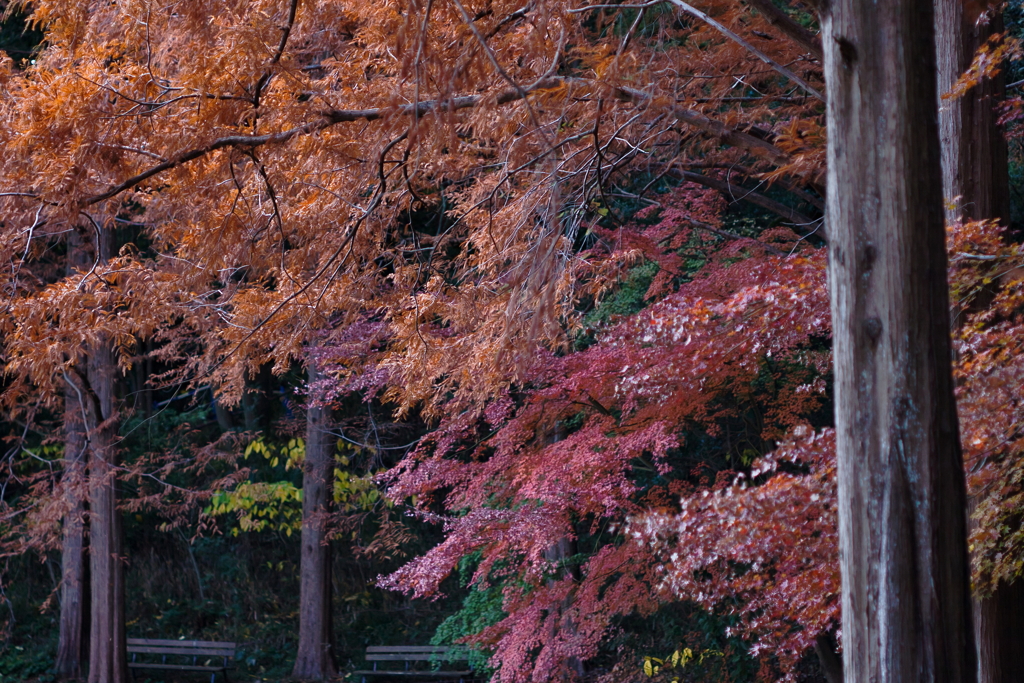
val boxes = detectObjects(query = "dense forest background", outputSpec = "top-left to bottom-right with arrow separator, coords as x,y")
2,1 -> 1024,682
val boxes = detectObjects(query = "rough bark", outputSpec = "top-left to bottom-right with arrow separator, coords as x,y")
821,0 -> 976,681
83,229 -> 128,683
936,2 -> 1010,225
55,387 -> 88,680
935,6 -> 1020,681
292,364 -> 337,680
966,497 -> 1024,683
55,227 -> 92,680
972,574 -> 1024,683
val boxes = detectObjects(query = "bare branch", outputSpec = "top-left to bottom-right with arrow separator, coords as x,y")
744,0 -> 822,60
252,0 -> 301,106
668,167 -> 824,237
665,0 -> 824,101
612,86 -> 792,166
83,77 -> 800,208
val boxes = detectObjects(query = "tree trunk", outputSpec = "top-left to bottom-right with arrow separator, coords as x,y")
56,226 -> 92,680
935,5 -> 1022,680
936,1 -> 1009,225
85,339 -> 127,683
813,632 -> 843,683
81,227 -> 128,683
55,386 -> 88,680
292,364 -> 337,680
972,575 -> 1024,683
821,0 -> 976,681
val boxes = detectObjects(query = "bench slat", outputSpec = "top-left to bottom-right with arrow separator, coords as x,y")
128,664 -> 231,672
367,654 -> 469,662
128,646 -> 235,657
127,638 -> 236,648
366,646 -> 466,653
352,671 -> 472,677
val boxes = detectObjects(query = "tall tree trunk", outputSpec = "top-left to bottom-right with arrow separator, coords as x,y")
935,6 -> 1021,681
79,227 -> 128,683
821,1 -> 976,682
55,387 -> 88,680
56,226 -> 92,680
936,2 -> 1010,225
292,364 -> 337,680
85,339 -> 127,683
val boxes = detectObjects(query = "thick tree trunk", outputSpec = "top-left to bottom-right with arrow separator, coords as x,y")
55,387 -> 88,680
292,365 -> 337,680
822,1 -> 976,682
935,6 -> 1020,682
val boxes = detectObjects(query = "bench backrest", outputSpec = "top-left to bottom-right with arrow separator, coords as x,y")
366,646 -> 469,662
127,638 -> 237,659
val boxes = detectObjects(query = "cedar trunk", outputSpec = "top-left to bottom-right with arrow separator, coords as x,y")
292,365 -> 337,680
934,4 -> 1021,681
822,1 -> 976,682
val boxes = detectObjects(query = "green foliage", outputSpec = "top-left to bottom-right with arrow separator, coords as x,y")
602,602 -> 757,683
431,554 -> 506,674
205,437 -> 305,536
207,482 -> 303,536
0,626 -> 55,683
586,260 -> 660,329
334,468 -> 383,513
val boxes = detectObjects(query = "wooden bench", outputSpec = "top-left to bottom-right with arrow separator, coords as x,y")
354,646 -> 473,682
127,638 -> 236,683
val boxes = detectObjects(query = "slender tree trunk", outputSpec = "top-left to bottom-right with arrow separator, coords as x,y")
542,424 -> 583,678
292,364 -> 337,680
85,340 -> 127,683
55,387 -> 88,680
822,1 -> 976,681
542,536 -> 584,678
81,228 -> 128,683
935,6 -> 1020,682
56,227 -> 92,680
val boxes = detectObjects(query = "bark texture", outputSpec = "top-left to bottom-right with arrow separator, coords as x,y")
935,2 -> 1009,225
935,6 -> 1021,681
84,229 -> 128,683
55,227 -> 92,680
972,576 -> 1024,683
55,388 -> 88,680
821,1 -> 976,682
292,364 -> 337,680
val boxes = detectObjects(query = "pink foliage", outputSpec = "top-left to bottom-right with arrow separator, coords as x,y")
632,428 -> 839,679
381,183 -> 836,682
